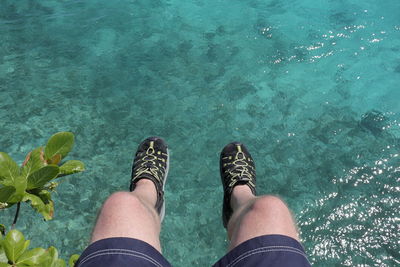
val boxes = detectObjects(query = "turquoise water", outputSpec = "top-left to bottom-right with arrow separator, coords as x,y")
0,0 -> 399,266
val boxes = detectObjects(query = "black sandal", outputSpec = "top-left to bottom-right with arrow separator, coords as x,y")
130,137 -> 169,221
220,142 -> 256,228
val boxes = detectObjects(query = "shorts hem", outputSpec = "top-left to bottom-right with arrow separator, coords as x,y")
213,234 -> 311,267
76,237 -> 171,267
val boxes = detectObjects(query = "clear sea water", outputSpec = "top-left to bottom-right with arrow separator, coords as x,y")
1,0 -> 399,266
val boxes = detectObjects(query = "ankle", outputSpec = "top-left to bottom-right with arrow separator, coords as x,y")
136,178 -> 156,188
132,178 -> 158,207
230,185 -> 256,211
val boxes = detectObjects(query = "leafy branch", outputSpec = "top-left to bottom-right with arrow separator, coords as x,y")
0,132 -> 84,266
0,229 -> 79,267
0,132 -> 84,224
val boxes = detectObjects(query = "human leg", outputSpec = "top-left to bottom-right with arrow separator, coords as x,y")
90,179 -> 162,251
213,142 -> 311,267
76,137 -> 171,267
227,186 -> 299,250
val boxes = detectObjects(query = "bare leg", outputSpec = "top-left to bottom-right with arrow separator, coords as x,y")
227,185 -> 299,250
90,179 -> 162,252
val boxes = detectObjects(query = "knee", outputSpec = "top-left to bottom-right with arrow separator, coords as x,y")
248,195 -> 289,217
230,195 -> 299,243
102,192 -> 146,213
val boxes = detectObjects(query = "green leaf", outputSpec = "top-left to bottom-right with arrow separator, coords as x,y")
22,193 -> 54,221
16,247 -> 47,265
38,190 -> 51,203
59,161 -> 85,177
44,132 -> 74,161
47,246 -> 58,264
0,241 -> 8,263
0,186 -> 15,203
53,259 -> 66,267
49,154 -> 62,165
6,175 -> 27,204
43,247 -> 66,267
2,230 -> 28,263
68,254 -> 79,267
0,263 -> 9,267
21,241 -> 30,256
27,166 -> 59,190
0,153 -> 19,186
21,147 -> 46,181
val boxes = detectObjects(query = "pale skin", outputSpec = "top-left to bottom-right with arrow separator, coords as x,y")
90,179 -> 299,253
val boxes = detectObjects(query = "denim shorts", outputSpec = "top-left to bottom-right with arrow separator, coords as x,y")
75,234 -> 311,267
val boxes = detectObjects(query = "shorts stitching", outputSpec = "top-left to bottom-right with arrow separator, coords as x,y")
227,246 -> 309,267
243,245 -> 305,254
80,252 -> 162,267
79,249 -> 163,267
80,248 -> 161,263
232,245 -> 306,258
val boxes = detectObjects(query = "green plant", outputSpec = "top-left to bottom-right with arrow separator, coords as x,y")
0,229 -> 79,267
0,132 -> 84,266
0,132 -> 84,224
